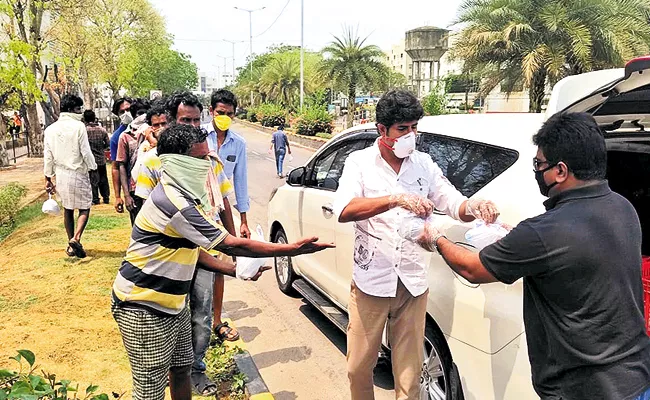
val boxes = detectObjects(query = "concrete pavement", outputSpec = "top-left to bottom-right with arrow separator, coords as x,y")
222,122 -> 395,400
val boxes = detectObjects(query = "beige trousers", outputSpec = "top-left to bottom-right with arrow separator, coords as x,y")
347,280 -> 428,400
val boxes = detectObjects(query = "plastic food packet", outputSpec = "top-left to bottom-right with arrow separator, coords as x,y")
398,214 -> 439,252
464,221 -> 510,250
235,225 -> 271,280
42,194 -> 61,216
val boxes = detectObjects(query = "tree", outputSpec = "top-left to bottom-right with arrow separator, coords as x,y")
452,0 -> 650,112
422,83 -> 448,116
321,27 -> 389,128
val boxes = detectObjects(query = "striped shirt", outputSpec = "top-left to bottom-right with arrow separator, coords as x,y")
134,149 -> 234,206
112,177 -> 228,315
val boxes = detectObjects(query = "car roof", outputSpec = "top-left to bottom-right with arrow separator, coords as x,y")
336,113 -> 545,151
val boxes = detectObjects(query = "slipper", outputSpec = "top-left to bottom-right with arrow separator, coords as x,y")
68,239 -> 86,258
214,322 -> 240,343
65,246 -> 76,257
191,372 -> 218,397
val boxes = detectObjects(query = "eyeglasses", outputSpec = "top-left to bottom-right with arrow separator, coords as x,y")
533,158 -> 550,171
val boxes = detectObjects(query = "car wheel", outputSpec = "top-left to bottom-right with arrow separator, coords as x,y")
420,321 -> 464,400
273,229 -> 296,294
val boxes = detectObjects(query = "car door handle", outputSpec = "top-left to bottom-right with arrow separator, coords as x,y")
322,204 -> 334,214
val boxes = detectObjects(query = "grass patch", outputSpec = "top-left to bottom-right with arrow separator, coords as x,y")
0,202 -> 45,241
204,342 -> 247,400
0,294 -> 39,312
315,132 -> 333,140
85,215 -> 128,231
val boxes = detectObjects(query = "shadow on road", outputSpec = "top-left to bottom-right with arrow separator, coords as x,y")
236,325 -> 261,342
298,301 -> 395,391
223,300 -> 263,321
272,391 -> 298,400
253,345 -> 312,369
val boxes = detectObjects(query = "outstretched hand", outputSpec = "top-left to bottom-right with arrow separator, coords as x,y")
291,237 -> 335,256
245,265 -> 272,281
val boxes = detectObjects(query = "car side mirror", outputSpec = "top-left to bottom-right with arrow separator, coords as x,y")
287,167 -> 306,186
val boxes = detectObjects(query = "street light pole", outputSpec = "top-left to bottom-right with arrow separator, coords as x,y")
235,6 -> 265,106
223,39 -> 243,84
300,0 -> 304,111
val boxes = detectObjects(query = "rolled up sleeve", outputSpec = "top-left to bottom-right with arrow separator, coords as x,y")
333,156 -> 363,217
428,161 -> 467,221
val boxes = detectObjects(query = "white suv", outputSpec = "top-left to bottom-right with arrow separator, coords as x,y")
267,56 -> 650,400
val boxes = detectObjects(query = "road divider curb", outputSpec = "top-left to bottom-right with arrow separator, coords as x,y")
221,317 -> 275,399
235,120 -> 328,151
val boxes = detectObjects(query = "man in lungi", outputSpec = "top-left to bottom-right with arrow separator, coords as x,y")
44,94 -> 97,258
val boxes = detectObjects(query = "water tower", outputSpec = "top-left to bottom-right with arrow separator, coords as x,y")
405,26 -> 450,98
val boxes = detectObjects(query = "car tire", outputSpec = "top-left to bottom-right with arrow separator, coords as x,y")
273,229 -> 297,295
421,321 -> 464,400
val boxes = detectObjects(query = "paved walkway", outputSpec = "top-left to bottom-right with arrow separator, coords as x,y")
0,157 -> 46,206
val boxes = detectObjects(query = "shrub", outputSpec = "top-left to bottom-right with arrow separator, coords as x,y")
0,182 -> 27,225
247,107 -> 258,123
256,103 -> 287,127
0,350 -> 121,399
294,107 -> 334,137
315,132 -> 333,140
422,85 -> 448,116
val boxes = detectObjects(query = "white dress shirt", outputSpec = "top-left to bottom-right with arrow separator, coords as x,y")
333,140 -> 467,297
44,113 -> 97,177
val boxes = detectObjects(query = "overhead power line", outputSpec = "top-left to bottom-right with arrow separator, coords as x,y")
254,0 -> 291,38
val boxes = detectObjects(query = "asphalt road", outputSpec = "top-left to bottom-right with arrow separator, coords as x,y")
222,122 -> 394,400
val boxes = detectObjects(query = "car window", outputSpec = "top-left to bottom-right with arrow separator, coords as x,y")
418,133 -> 519,197
307,139 -> 372,190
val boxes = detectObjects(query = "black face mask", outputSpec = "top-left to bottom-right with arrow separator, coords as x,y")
535,163 -> 558,197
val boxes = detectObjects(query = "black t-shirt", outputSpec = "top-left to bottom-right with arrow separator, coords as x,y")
480,181 -> 650,400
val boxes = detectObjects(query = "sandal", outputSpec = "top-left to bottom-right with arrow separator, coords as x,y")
214,322 -> 240,343
191,372 -> 218,397
68,239 -> 86,258
65,246 -> 76,257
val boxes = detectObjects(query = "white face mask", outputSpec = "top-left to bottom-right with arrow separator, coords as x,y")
120,112 -> 133,126
392,132 -> 416,158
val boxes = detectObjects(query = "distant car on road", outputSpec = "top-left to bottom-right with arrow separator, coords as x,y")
268,56 -> 650,400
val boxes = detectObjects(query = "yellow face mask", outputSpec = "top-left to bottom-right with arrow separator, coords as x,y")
213,115 -> 232,132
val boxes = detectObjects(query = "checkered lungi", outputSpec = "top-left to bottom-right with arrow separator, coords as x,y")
111,302 -> 194,400
55,168 -> 92,210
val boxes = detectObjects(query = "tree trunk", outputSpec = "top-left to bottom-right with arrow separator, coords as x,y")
529,69 -> 547,113
347,82 -> 356,129
25,103 -> 44,157
0,116 -> 11,167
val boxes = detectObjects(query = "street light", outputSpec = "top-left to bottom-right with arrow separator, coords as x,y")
234,6 -> 266,106
223,39 -> 244,84
215,55 -> 228,87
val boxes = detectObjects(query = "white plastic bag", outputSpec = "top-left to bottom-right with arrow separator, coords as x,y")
236,225 -> 270,280
42,194 -> 61,216
464,221 -> 510,250
287,154 -> 294,163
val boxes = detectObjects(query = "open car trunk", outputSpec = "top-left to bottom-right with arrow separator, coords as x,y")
607,143 -> 650,255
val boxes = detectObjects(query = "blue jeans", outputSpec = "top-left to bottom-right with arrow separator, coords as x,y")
275,148 -> 286,176
635,386 -> 650,400
190,268 -> 215,374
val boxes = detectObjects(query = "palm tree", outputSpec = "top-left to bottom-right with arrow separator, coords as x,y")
321,27 -> 388,127
452,0 -> 650,112
260,53 -> 301,108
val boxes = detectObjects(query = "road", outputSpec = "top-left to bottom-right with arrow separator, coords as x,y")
222,122 -> 395,400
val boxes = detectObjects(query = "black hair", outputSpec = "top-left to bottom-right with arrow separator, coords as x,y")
112,97 -> 132,116
129,98 -> 151,118
60,94 -> 84,113
83,109 -> 96,123
278,124 -> 285,130
166,91 -> 203,119
210,89 -> 238,110
533,112 -> 607,180
375,90 -> 423,130
146,99 -> 168,125
157,123 -> 208,156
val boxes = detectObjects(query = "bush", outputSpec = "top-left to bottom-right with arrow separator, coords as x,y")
247,107 -> 258,123
315,133 -> 333,140
294,107 -> 334,137
0,350 -> 121,399
256,103 -> 287,127
422,86 -> 448,116
0,182 -> 27,225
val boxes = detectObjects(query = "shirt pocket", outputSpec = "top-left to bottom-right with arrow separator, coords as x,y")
363,175 -> 388,198
400,174 -> 429,197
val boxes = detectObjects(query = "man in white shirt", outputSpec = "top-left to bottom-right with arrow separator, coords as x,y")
333,90 -> 500,400
44,94 -> 97,258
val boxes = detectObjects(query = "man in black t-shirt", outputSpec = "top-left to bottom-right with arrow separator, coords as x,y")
428,112 -> 650,400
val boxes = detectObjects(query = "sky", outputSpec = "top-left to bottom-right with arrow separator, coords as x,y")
151,0 -> 465,78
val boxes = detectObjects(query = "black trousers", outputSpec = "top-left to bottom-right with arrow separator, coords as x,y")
89,164 -> 110,203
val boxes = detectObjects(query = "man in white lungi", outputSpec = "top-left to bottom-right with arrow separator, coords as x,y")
44,94 -> 97,258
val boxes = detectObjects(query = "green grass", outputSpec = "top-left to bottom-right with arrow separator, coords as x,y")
0,294 -> 39,312
85,215 -> 127,231
0,202 -> 46,241
315,132 -> 333,140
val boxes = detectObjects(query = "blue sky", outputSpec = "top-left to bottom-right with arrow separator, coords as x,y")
151,0 -> 465,76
